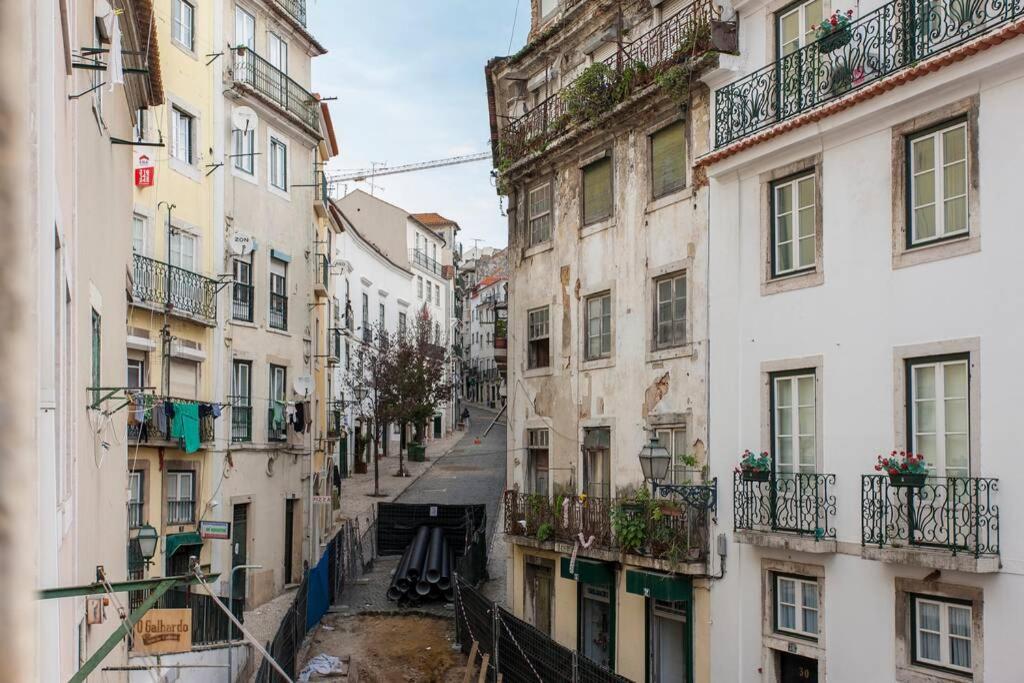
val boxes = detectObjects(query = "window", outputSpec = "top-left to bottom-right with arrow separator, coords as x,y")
133,108 -> 147,143
582,427 -> 611,499
398,312 -> 407,336
231,360 -> 252,442
651,121 -> 687,198
772,173 -> 816,276
526,429 -> 549,495
233,126 -> 255,174
345,340 -> 350,370
585,292 -> 611,360
435,284 -> 441,306
775,575 -> 819,639
527,307 -> 550,370
581,584 -> 612,668
128,471 -> 144,528
908,355 -> 969,477
232,257 -> 253,322
908,120 -> 968,247
528,181 -> 552,245
650,600 -> 688,682
417,276 -> 423,299
913,596 -> 972,673
270,136 -> 288,190
171,107 -> 194,164
772,371 -> 816,475
234,7 -> 255,49
361,292 -> 370,341
654,272 -> 686,349
132,213 -> 147,255
776,0 -> 822,57
379,302 -> 385,332
169,231 -> 196,271
127,358 -> 145,389
166,471 -> 195,524
582,157 -> 613,225
91,310 -> 101,402
268,32 -> 288,74
269,364 -> 287,440
269,258 -> 287,330
655,426 -> 690,484
172,0 -> 195,51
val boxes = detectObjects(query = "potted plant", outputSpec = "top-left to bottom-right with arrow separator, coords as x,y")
876,450 -> 928,487
737,449 -> 772,482
536,522 -> 553,542
814,10 -> 855,53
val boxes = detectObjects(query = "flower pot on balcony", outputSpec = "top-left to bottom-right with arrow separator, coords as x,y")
889,472 -> 927,488
741,470 -> 771,482
817,28 -> 852,54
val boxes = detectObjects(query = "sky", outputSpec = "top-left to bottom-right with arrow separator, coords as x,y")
308,1 -> 532,251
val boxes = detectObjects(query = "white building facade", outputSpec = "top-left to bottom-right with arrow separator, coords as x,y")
467,275 -> 507,407
704,1 -> 1024,681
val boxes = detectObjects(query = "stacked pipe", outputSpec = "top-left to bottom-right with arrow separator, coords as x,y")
387,525 -> 456,605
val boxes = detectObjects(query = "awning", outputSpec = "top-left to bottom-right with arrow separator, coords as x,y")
560,557 -> 614,586
625,569 -> 691,602
165,531 -> 203,558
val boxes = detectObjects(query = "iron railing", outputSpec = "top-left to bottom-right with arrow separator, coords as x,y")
861,475 -> 1000,557
232,282 -> 254,322
501,0 -> 716,163
268,405 -> 288,441
714,0 -> 1024,147
128,501 -> 144,528
504,490 -> 708,562
233,49 -> 317,130
328,328 -> 342,363
229,397 -> 252,442
410,248 -> 441,275
127,396 -> 216,445
132,254 -> 218,322
326,406 -> 343,438
270,292 -> 288,330
316,253 -> 329,291
733,472 -> 837,539
167,499 -> 195,525
274,0 -> 306,26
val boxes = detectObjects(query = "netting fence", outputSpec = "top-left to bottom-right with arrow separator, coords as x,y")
452,576 -> 630,683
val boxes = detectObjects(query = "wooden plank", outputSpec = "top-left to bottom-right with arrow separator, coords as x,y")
477,654 -> 490,683
462,641 -> 479,683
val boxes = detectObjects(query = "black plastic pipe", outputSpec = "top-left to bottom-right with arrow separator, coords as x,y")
392,541 -> 415,594
425,527 -> 446,583
405,525 -> 431,581
437,546 -> 453,590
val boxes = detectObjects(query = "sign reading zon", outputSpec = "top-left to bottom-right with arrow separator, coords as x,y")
131,608 -> 192,655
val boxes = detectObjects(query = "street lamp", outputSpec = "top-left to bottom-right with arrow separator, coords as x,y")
134,523 -> 159,567
638,435 -> 718,513
638,436 -> 671,494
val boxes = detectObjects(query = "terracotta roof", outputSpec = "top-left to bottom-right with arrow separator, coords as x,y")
473,275 -> 507,296
133,0 -> 164,105
319,99 -> 339,157
411,213 -> 458,228
698,19 -> 1024,170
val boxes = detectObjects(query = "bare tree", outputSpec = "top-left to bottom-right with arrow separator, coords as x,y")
344,324 -> 399,497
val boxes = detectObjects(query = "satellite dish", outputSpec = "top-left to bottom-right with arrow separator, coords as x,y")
293,375 -> 314,397
231,106 -> 257,133
229,231 -> 255,255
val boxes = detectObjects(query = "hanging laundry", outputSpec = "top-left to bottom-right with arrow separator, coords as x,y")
293,401 -> 306,433
170,402 -> 201,454
272,401 -> 285,432
164,401 -> 176,419
155,402 -> 169,438
285,402 -> 297,422
211,404 -> 222,419
198,403 -> 213,418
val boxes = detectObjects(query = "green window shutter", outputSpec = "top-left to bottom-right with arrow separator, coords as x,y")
583,157 -> 613,224
626,569 -> 692,602
560,557 -> 615,585
651,122 -> 687,198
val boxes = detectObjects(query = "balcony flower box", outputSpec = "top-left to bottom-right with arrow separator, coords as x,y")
888,472 -> 927,488
742,470 -> 771,482
814,10 -> 854,53
736,449 -> 772,481
876,450 -> 928,488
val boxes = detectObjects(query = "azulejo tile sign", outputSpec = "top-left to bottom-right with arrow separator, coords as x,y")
131,608 -> 192,655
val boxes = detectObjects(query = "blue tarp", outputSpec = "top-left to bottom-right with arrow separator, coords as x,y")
306,546 -> 331,630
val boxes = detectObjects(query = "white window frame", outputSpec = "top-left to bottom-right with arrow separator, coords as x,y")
772,372 -> 816,475
435,284 -> 441,306
772,173 -> 816,276
166,470 -> 195,523
127,358 -> 145,389
232,360 -> 251,401
528,181 -> 553,246
417,276 -> 423,299
171,106 -> 195,165
776,0 -> 824,56
234,6 -> 255,49
584,292 -> 612,360
169,230 -> 197,272
653,271 -> 686,350
172,0 -> 195,52
775,575 -> 819,639
655,426 -> 690,485
233,126 -> 256,175
909,121 -> 969,247
526,428 -> 550,495
132,213 -> 148,255
269,135 -> 288,192
909,356 -> 970,478
268,31 -> 288,74
527,306 -> 550,370
913,597 -> 972,673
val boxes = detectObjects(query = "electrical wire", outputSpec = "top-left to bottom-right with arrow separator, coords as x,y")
506,0 -> 521,55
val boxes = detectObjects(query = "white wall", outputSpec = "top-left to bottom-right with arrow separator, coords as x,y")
128,643 -> 248,683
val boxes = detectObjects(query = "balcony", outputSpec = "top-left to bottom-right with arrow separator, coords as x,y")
314,254 -> 329,297
232,49 -> 318,132
132,254 -> 218,323
861,475 -> 1000,572
410,248 -> 441,275
232,282 -> 253,322
733,472 -> 837,552
327,328 -> 342,365
713,0 -> 1024,148
127,397 -> 215,447
274,0 -> 306,27
270,292 -> 288,330
503,490 -> 709,569
228,398 -> 251,442
327,404 -> 343,439
500,0 -> 718,164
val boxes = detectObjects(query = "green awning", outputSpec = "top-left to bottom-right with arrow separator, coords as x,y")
165,532 -> 203,558
560,557 -> 614,585
625,570 -> 691,602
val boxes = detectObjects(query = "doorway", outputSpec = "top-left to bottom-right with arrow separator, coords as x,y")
649,599 -> 688,682
778,651 -> 818,683
284,499 -> 296,584
433,415 -> 442,439
523,556 -> 554,636
232,503 -> 249,605
580,584 -> 613,669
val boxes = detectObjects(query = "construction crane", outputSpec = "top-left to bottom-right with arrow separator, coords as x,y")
326,152 -> 492,190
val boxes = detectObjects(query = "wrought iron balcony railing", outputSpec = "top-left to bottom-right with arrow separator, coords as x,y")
233,49 -> 317,131
410,248 -> 441,275
232,282 -> 253,322
228,397 -> 252,442
270,292 -> 288,330
167,499 -> 196,525
733,472 -> 837,539
503,490 -> 709,563
500,0 -> 716,164
327,405 -> 343,438
127,396 -> 216,445
714,0 -> 1024,148
861,475 -> 999,558
275,0 -> 306,27
132,254 -> 218,322
315,254 -> 330,293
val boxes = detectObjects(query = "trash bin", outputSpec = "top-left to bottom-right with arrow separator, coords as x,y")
408,443 -> 425,462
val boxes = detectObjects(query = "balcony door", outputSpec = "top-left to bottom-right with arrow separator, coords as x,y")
234,6 -> 255,69
775,0 -> 825,117
771,371 -> 818,534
